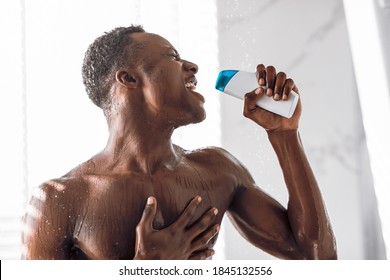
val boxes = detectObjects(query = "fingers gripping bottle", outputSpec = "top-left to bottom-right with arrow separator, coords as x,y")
215,70 -> 299,118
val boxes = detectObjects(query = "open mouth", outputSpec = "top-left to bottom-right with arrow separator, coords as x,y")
184,78 -> 204,103
184,81 -> 197,90
184,76 -> 198,91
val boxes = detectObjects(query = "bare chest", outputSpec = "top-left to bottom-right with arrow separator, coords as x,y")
71,166 -> 237,259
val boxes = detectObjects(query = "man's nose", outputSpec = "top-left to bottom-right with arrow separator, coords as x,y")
183,60 -> 198,74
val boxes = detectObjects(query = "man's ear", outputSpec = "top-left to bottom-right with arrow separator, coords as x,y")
115,69 -> 138,89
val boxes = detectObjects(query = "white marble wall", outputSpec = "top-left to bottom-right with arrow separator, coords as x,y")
375,0 -> 390,80
217,0 -> 386,259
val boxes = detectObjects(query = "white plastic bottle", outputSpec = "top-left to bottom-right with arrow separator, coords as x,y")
215,70 -> 299,118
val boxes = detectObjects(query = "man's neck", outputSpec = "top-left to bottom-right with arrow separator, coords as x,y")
99,116 -> 180,175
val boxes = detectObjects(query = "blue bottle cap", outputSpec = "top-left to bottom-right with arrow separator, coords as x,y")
215,70 -> 239,92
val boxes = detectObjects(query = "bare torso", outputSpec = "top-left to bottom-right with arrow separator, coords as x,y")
23,51 -> 337,260
46,146 -> 248,259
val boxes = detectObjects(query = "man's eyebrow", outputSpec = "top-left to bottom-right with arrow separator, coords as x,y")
163,47 -> 180,57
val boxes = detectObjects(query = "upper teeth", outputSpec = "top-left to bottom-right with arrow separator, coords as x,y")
185,82 -> 196,89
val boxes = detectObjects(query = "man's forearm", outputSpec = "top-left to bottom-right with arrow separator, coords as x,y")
268,129 -> 337,259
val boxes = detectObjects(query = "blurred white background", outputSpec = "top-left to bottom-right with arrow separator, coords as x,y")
0,0 -> 388,260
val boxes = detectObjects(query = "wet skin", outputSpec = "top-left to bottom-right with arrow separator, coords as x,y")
24,146 -> 244,259
22,32 -> 337,260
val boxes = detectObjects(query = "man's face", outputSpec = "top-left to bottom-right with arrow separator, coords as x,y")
131,32 -> 206,127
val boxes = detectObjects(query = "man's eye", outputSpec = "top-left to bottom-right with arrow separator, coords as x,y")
172,54 -> 180,61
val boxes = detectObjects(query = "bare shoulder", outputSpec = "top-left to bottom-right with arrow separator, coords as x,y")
179,145 -> 255,184
28,177 -> 88,218
182,145 -> 244,167
36,156 -> 110,202
38,175 -> 89,196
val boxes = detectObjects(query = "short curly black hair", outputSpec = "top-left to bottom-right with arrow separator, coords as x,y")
82,25 -> 145,110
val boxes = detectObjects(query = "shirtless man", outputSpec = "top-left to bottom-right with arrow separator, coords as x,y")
22,25 -> 337,260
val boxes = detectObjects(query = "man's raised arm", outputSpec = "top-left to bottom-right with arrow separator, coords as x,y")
227,64 -> 337,259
